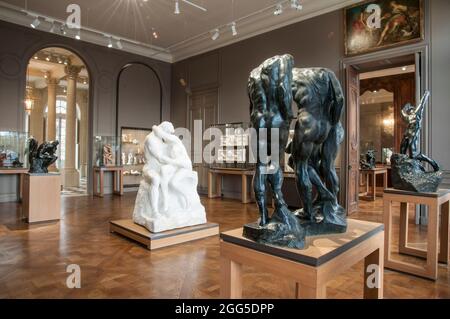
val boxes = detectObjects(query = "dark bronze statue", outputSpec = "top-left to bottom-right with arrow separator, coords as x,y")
287,68 -> 347,235
391,91 -> 442,192
243,55 -> 305,248
360,150 -> 376,169
28,138 -> 59,174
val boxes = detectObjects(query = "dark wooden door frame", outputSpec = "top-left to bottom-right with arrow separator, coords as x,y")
339,44 -> 430,213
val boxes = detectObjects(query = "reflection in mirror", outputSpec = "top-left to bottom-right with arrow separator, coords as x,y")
360,89 -> 394,164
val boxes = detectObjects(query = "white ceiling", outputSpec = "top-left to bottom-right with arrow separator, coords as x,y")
0,0 -> 362,62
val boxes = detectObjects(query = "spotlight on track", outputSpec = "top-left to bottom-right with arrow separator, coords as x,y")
231,22 -> 237,36
290,0 -> 303,10
116,39 -> 123,49
211,28 -> 220,41
106,36 -> 113,48
60,24 -> 67,35
174,0 -> 180,14
75,29 -> 81,40
274,3 -> 283,16
30,17 -> 40,29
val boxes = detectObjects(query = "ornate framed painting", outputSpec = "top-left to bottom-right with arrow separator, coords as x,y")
344,0 -> 424,56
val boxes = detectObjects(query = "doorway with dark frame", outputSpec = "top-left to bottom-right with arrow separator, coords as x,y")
343,50 -> 427,225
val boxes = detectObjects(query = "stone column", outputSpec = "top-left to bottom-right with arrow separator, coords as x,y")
78,90 -> 89,178
46,78 -> 59,142
64,65 -> 82,188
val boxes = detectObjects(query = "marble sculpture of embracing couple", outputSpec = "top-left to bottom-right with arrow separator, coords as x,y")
132,121 -> 206,233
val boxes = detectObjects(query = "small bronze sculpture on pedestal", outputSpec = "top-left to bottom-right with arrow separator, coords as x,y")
391,91 -> 442,192
360,150 -> 376,169
28,138 -> 59,174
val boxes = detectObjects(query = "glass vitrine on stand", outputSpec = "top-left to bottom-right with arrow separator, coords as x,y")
120,127 -> 152,188
0,131 -> 28,169
209,122 -> 254,170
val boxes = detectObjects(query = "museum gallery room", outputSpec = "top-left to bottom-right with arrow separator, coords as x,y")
0,0 -> 449,301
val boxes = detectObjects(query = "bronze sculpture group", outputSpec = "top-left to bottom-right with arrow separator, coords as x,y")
243,55 -> 442,249
243,55 -> 347,249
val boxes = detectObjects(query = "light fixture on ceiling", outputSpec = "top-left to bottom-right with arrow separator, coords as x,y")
402,66 -> 407,71
152,29 -> 159,39
33,55 -> 38,60
45,54 -> 51,62
211,29 -> 220,41
231,22 -> 237,36
107,36 -> 113,48
116,38 -> 123,49
44,72 -> 49,79
60,24 -> 67,35
57,56 -> 63,64
64,58 -> 69,66
290,0 -> 303,10
274,3 -> 283,16
75,30 -> 81,40
30,17 -> 40,29
174,0 -> 180,14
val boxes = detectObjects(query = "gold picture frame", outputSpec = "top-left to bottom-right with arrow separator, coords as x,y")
344,0 -> 424,56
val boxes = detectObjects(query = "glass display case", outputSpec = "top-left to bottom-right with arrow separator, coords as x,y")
209,122 -> 254,170
0,131 -> 28,169
93,136 -> 119,167
120,127 -> 152,188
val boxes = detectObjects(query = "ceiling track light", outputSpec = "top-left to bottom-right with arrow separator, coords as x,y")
174,0 -> 180,14
211,28 -> 220,41
116,38 -> 123,49
231,22 -> 237,36
290,0 -> 303,11
30,17 -> 40,29
106,35 -> 113,48
75,29 -> 81,40
274,3 -> 283,16
60,24 -> 67,35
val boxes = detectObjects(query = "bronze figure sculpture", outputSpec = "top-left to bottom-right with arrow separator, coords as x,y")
287,68 -> 347,235
243,55 -> 306,249
360,150 -> 376,169
391,91 -> 442,192
28,138 -> 59,174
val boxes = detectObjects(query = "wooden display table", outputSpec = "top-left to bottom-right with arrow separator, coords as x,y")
93,166 -> 124,197
208,168 -> 255,204
359,167 -> 388,201
383,188 -> 450,280
220,219 -> 384,299
23,173 -> 61,223
0,168 -> 28,202
110,219 -> 219,250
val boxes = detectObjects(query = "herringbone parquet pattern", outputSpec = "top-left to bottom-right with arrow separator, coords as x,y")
0,194 -> 449,298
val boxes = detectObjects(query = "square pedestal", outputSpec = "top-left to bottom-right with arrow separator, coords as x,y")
23,173 -> 61,223
383,188 -> 450,280
220,219 -> 384,299
110,219 -> 220,250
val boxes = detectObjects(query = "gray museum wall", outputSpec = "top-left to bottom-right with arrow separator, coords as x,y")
171,0 -> 450,201
0,20 -> 171,201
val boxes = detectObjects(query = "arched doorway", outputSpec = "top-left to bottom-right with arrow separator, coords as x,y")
25,47 -> 90,195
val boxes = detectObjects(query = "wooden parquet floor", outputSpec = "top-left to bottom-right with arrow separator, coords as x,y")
0,194 -> 449,299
